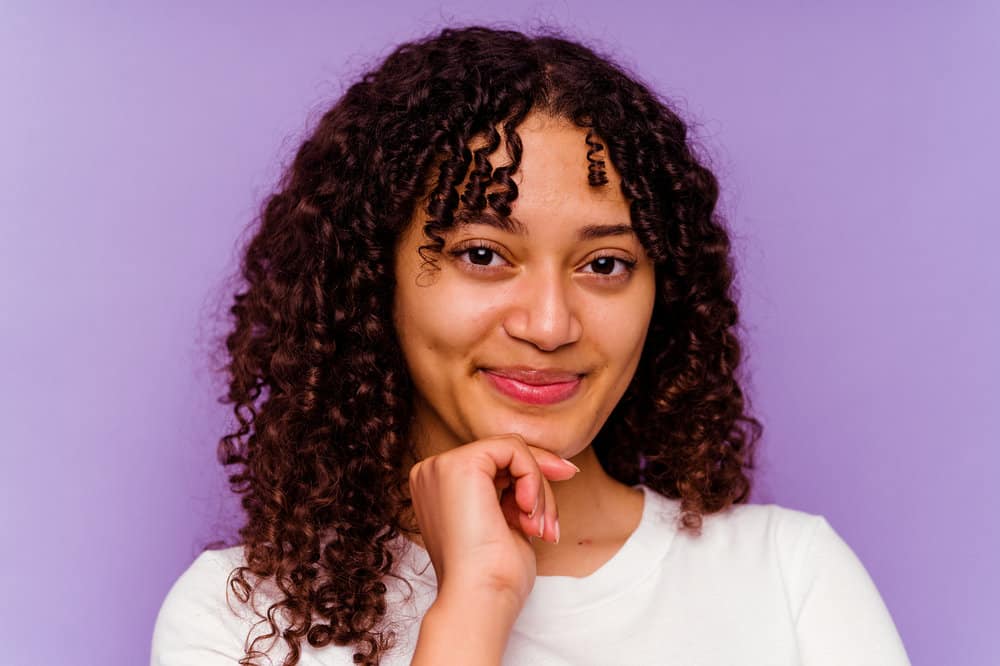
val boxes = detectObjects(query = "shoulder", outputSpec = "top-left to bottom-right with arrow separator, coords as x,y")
152,546 -> 246,625
701,497 -> 825,541
150,546 -> 275,665
710,502 -> 841,606
664,495 -> 910,663
643,487 -> 844,611
695,501 -> 867,606
675,497 -> 853,602
151,546 -> 373,666
644,486 -> 826,573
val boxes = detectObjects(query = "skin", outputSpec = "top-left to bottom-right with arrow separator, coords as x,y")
393,110 -> 655,580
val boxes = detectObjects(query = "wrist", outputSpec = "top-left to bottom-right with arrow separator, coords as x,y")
413,588 -> 522,666
435,581 -> 524,624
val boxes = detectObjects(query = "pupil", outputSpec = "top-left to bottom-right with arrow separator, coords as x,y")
471,248 -> 493,265
593,257 -> 614,274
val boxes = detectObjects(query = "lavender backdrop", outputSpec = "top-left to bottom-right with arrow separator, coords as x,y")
2,2 -> 996,664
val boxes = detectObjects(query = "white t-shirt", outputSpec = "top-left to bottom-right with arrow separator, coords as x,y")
150,484 -> 911,665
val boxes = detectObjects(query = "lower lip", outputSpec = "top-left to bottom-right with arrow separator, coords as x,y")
482,371 -> 583,405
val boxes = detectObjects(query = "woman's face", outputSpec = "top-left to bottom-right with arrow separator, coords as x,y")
392,112 -> 656,461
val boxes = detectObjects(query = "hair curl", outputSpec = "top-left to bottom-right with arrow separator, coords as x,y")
215,24 -> 761,665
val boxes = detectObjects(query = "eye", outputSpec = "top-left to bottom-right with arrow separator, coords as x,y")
448,242 -> 509,269
581,255 -> 636,277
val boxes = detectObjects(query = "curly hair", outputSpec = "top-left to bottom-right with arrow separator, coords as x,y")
214,24 -> 761,665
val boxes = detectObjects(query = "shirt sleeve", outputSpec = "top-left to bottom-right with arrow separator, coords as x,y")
793,515 -> 911,666
150,549 -> 266,666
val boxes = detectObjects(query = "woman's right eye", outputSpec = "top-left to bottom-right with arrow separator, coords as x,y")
449,243 -> 509,269
464,247 -> 500,266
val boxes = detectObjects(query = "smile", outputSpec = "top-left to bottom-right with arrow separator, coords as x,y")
480,368 -> 584,405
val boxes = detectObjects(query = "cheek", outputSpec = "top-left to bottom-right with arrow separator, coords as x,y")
593,314 -> 650,368
394,280 -> 502,362
586,288 -> 655,361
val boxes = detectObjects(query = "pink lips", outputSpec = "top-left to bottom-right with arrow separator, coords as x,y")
481,367 -> 584,405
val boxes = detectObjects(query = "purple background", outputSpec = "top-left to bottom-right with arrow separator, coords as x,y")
2,2 -> 996,664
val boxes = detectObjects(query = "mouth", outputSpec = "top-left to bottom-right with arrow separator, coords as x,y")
479,366 -> 585,405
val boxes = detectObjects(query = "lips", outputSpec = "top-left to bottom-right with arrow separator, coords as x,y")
480,366 -> 584,405
482,366 -> 583,384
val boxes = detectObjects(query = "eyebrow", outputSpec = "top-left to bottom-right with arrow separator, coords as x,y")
454,209 -> 635,241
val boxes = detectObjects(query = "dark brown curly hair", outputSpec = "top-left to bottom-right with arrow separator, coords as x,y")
214,23 -> 761,666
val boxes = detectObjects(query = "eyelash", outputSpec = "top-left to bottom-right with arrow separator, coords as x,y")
446,241 -> 638,280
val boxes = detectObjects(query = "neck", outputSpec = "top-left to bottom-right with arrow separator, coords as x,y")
532,446 -> 643,568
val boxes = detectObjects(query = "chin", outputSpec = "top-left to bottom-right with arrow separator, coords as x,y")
477,411 -> 594,456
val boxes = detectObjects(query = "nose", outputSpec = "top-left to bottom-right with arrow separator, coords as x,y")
502,267 -> 583,351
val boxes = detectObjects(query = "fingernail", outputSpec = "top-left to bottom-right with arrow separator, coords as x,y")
554,518 -> 561,544
529,495 -> 539,519
538,517 -> 545,538
560,458 -> 581,473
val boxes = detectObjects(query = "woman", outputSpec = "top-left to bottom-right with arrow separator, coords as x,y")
151,25 -> 910,666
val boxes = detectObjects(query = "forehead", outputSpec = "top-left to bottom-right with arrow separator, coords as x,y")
514,114 -> 626,209
395,113 -> 640,267
441,112 -> 631,233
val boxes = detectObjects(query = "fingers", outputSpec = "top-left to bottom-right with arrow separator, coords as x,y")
480,434 -> 575,498
498,486 -> 523,535
517,487 -> 544,541
496,478 -> 544,543
534,452 -> 582,482
472,434 -> 577,544
540,470 -> 559,543
493,470 -> 512,502
415,433 -> 580,547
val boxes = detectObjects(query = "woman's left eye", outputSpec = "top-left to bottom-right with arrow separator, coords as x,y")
581,256 -> 636,277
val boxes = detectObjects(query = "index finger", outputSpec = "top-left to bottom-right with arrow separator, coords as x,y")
468,434 -> 579,516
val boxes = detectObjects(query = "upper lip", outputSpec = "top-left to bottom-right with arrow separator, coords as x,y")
482,366 -> 584,385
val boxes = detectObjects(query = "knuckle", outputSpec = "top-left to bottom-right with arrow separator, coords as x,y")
508,434 -> 531,455
435,451 -> 472,476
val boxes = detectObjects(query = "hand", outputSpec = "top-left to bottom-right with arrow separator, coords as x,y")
407,433 -> 581,611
